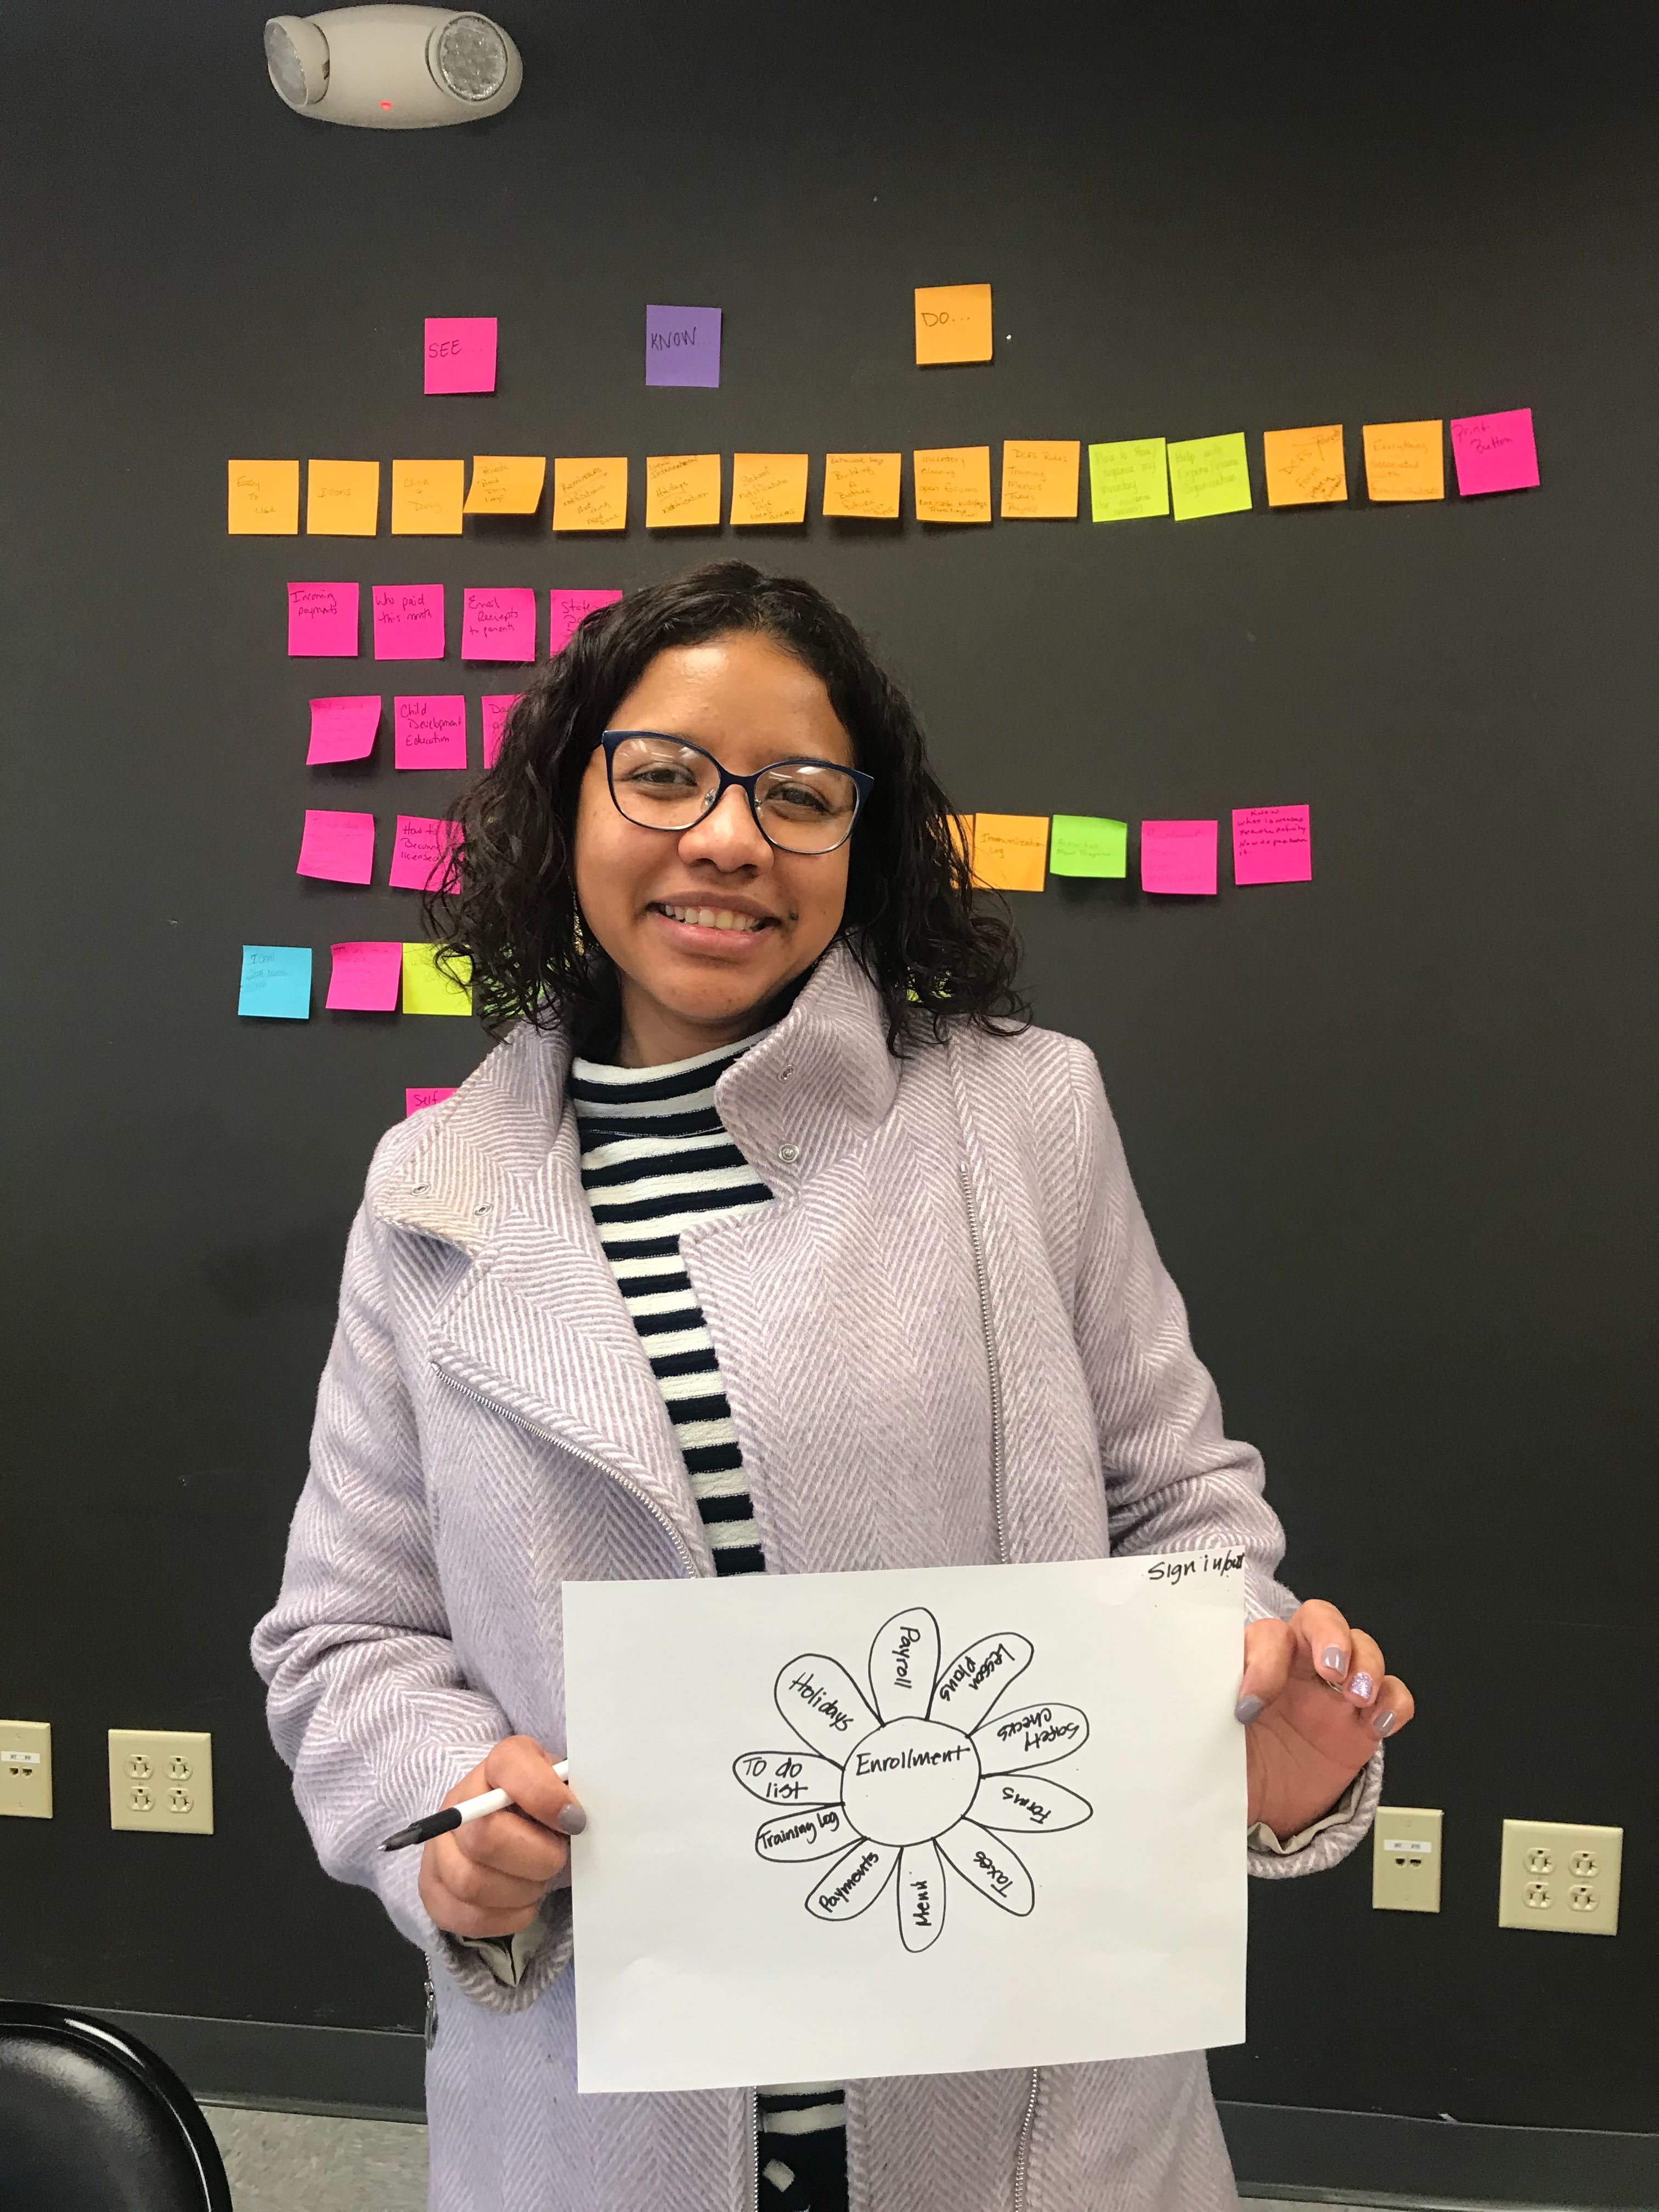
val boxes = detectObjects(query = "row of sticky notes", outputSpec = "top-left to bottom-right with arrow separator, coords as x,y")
307,693 -> 520,768
423,308 -> 726,394
287,582 -> 621,660
238,942 -> 473,1018
962,807 -> 1312,894
296,810 -> 461,890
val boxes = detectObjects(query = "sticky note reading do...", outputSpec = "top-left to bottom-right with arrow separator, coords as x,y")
1049,815 -> 1127,879
913,447 -> 992,524
407,1086 -> 458,1115
481,693 -> 520,768
646,454 -> 721,529
1001,442 -> 1081,520
1449,408 -> 1539,497
287,582 -> 359,657
1141,820 -> 1218,896
1088,439 -> 1169,523
373,585 -> 445,660
550,589 -> 624,656
1232,804 -> 1312,886
554,458 -> 629,532
645,304 -> 721,388
461,587 -> 536,662
972,814 -> 1048,893
1166,435 -> 1252,522
1262,425 -> 1347,509
306,459 -> 381,535
424,316 -> 498,394
306,695 -> 381,765
228,460 -> 299,534
238,945 -> 311,1019
1362,421 -> 1443,503
390,815 -> 462,894
464,456 -> 546,515
730,454 -> 809,527
914,283 -> 993,366
822,453 -> 901,521
394,695 -> 467,770
297,808 -> 375,885
392,460 -> 465,535
403,943 -> 473,1017
326,941 -> 403,1013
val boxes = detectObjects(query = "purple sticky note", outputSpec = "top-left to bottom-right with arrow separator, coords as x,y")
481,693 -> 521,769
462,586 -> 536,662
1449,407 -> 1539,496
549,588 -> 624,655
306,695 -> 382,765
1232,804 -> 1313,886
287,582 -> 359,657
394,695 -> 467,770
424,315 -> 498,394
389,814 -> 463,893
1141,819 -> 1218,895
406,1086 -> 458,1116
646,304 -> 721,388
373,584 -> 445,660
297,809 -> 375,885
326,940 -> 403,1012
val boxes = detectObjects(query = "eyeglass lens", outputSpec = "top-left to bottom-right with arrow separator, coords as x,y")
609,735 -> 860,854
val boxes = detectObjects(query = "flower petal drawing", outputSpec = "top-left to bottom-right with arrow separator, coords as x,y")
969,1773 -> 1093,1833
972,1701 -> 1090,1775
932,1632 -> 1033,1733
774,1654 -> 881,1760
936,1818 -> 1035,1915
755,1805 -> 862,1863
805,1837 -> 900,1921
896,1841 -> 947,1951
868,1606 -> 941,1723
732,1750 -> 848,1807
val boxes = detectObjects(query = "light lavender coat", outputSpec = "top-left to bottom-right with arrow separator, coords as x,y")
253,942 -> 1380,2212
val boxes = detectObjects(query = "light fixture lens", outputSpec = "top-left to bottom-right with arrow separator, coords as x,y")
264,21 -> 311,108
432,14 -> 509,101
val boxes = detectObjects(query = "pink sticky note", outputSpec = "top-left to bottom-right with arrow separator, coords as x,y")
462,586 -> 536,662
394,695 -> 467,770
549,588 -> 623,655
1449,407 -> 1539,496
1141,819 -> 1218,895
424,315 -> 498,394
407,1086 -> 458,1116
306,695 -> 382,764
326,941 -> 403,1011
390,814 -> 462,893
297,809 -> 376,885
481,693 -> 521,769
1233,804 -> 1313,886
287,582 -> 360,657
373,584 -> 445,660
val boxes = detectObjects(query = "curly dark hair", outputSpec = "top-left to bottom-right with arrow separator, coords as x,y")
427,560 -> 1027,1053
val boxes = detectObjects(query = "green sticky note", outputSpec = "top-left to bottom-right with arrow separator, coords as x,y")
402,943 -> 473,1016
1049,815 -> 1127,878
1167,431 -> 1252,521
1088,438 -> 1169,522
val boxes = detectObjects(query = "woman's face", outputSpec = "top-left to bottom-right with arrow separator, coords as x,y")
573,633 -> 856,1046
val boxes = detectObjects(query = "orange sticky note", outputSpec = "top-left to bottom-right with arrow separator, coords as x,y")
306,460 -> 380,536
464,456 -> 546,515
1262,425 -> 1347,508
971,813 -> 1048,893
730,453 -> 809,527
822,453 -> 902,520
1001,441 -> 1081,520
913,447 -> 992,524
553,456 -> 629,532
1362,420 -> 1444,503
915,283 -> 994,365
228,460 -> 299,534
391,459 -> 465,535
948,814 -> 976,870
646,453 -> 722,528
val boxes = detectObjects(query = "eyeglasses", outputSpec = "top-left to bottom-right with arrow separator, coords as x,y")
600,731 -> 873,856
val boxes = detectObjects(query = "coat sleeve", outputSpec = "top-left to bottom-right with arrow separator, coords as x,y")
250,1182 -> 571,2008
1064,1040 -> 1382,1876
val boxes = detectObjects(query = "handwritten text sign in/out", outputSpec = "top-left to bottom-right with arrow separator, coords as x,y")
424,316 -> 497,394
913,283 -> 993,366
287,582 -> 360,657
461,587 -> 535,662
326,941 -> 403,1012
1232,805 -> 1312,885
306,695 -> 381,765
1449,408 -> 1539,496
646,304 -> 721,388
238,945 -> 311,1019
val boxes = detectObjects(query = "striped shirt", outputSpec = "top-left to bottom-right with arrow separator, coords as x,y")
571,1032 -> 848,2212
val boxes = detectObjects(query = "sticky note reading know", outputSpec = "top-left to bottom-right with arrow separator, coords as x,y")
306,695 -> 381,765
464,456 -> 546,515
1262,425 -> 1347,508
297,809 -> 375,885
1049,815 -> 1127,878
914,283 -> 993,365
307,460 -> 381,535
228,460 -> 299,534
392,460 -> 465,535
424,317 -> 498,394
403,943 -> 473,1016
972,814 -> 1049,893
1362,421 -> 1443,502
554,458 -> 629,532
394,696 -> 467,770
1450,409 -> 1539,496
913,447 -> 992,524
407,1087 -> 458,1116
481,694 -> 520,768
238,945 -> 311,1019
550,589 -> 624,655
373,585 -> 445,660
390,815 -> 462,894
730,454 -> 809,527
1232,805 -> 1312,886
326,941 -> 403,1012
646,454 -> 721,528
822,453 -> 902,520
461,588 -> 535,662
287,582 -> 360,657
1141,820 -> 1218,895
1001,442 -> 1081,520
646,305 -> 721,388
1088,439 -> 1169,522
1167,435 -> 1252,522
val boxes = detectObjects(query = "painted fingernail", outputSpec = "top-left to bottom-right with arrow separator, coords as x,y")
1348,1671 -> 1375,1702
1321,1644 -> 1347,1679
1372,1709 -> 1396,1736
554,1803 -> 588,1836
1234,1694 -> 1265,1726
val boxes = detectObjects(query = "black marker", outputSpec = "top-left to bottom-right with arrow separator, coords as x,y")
380,1759 -> 572,1853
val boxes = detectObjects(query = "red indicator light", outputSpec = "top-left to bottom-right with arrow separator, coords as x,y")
380,99 -> 392,110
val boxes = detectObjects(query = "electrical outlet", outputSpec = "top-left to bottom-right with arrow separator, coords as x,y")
108,1730 -> 213,1836
1372,1804 -> 1441,1911
1498,1818 -> 1621,1936
0,1721 -> 53,1820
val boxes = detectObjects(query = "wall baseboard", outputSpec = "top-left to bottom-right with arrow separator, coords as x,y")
72,2013 -> 1659,2207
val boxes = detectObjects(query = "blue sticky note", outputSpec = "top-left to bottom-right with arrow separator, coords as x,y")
238,944 -> 312,1019
646,303 -> 721,388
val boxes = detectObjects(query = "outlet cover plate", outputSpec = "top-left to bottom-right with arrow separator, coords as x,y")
0,1720 -> 53,1819
1373,1804 -> 1442,1911
108,1729 -> 214,1836
1498,1817 -> 1621,1935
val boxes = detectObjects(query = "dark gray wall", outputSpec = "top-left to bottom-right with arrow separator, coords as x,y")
3,0 -> 1654,2136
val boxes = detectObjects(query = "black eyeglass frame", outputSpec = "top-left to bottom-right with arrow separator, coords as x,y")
599,730 -> 874,855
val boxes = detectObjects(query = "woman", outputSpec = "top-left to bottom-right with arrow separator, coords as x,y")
254,561 -> 1412,2212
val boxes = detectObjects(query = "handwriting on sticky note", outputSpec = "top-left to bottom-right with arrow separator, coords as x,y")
913,447 -> 992,524
297,808 -> 375,885
464,456 -> 546,515
481,693 -> 520,768
646,304 -> 721,388
549,589 -> 624,654
646,454 -> 721,528
730,454 -> 809,527
424,315 -> 497,394
1232,805 -> 1312,885
1049,814 -> 1127,878
822,453 -> 901,520
238,945 -> 311,1019
1001,442 -> 1081,520
326,941 -> 403,1012
407,1086 -> 458,1115
372,584 -> 445,660
307,695 -> 381,765
403,943 -> 473,1016
394,696 -> 467,770
1262,426 -> 1346,509
461,587 -> 535,662
287,582 -> 359,657
389,815 -> 462,894
306,460 -> 381,535
1141,820 -> 1218,895
914,283 -> 993,366
972,814 -> 1048,892
1088,439 -> 1169,522
1362,421 -> 1443,502
228,460 -> 299,534
554,456 -> 629,532
1450,408 -> 1538,497
1167,435 -> 1252,522
392,459 -> 465,535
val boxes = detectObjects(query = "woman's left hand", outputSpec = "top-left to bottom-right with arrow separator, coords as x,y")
1237,1599 -> 1414,1842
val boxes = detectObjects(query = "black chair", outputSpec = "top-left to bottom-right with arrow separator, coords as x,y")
0,2001 -> 233,2211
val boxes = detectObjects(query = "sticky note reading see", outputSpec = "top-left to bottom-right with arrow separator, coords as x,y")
913,447 -> 992,524
390,815 -> 462,894
481,694 -> 520,768
407,1087 -> 458,1116
424,316 -> 497,394
394,695 -> 467,770
1088,439 -> 1169,522
822,453 -> 901,520
1141,820 -> 1218,895
972,814 -> 1048,893
464,456 -> 546,515
238,945 -> 310,1019
1049,815 -> 1127,878
306,695 -> 381,765
306,460 -> 381,535
228,460 -> 298,534
730,454 -> 809,527
392,460 -> 465,535
461,587 -> 535,662
914,283 -> 993,366
403,943 -> 473,1016
646,305 -> 721,388
1262,425 -> 1347,508
554,458 -> 629,532
287,582 -> 359,657
326,941 -> 403,1012
646,454 -> 721,528
1001,442 -> 1080,520
1233,804 -> 1312,885
1362,421 -> 1443,502
1450,408 -> 1539,496
297,808 -> 375,885
550,589 -> 624,654
1167,435 -> 1252,522
373,585 -> 445,660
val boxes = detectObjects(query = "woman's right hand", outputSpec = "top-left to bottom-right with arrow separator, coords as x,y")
417,1735 -> 586,1939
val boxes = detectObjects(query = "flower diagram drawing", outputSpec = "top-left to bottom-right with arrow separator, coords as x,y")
732,1607 -> 1093,1953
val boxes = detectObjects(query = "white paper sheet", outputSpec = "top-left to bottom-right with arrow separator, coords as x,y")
563,1551 -> 1246,2092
